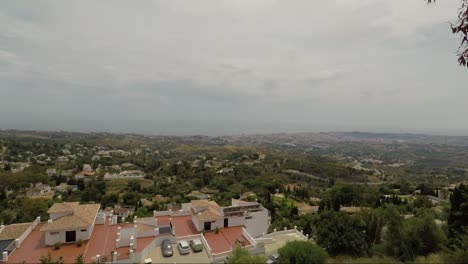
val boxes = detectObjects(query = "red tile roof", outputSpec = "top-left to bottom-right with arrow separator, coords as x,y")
7,223 -> 86,264
170,215 -> 198,237
7,220 -> 159,263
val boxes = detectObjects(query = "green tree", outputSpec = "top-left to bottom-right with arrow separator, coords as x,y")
127,180 -> 141,192
315,210 -> 368,256
122,192 -> 139,206
384,207 -> 446,261
428,0 -> 468,67
39,254 -> 63,264
413,195 -> 432,210
15,197 -> 49,222
278,240 -> 328,264
81,187 -> 101,202
448,184 -> 468,242
75,254 -> 84,264
442,229 -> 468,263
227,247 -> 266,264
362,208 -> 385,245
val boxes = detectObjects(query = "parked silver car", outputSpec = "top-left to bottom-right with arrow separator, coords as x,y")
161,239 -> 173,257
177,240 -> 190,255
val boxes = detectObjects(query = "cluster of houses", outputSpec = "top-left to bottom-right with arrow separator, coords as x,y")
0,198 -> 306,263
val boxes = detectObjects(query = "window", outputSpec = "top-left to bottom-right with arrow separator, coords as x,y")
51,232 -> 59,235
245,216 -> 253,219
81,229 -> 87,232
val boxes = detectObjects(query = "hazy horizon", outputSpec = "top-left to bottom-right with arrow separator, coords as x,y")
2,122 -> 468,138
1,1 -> 467,136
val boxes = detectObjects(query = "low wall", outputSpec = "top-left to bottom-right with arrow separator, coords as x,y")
154,211 -> 171,217
1,217 -> 40,262
16,217 -> 40,248
242,228 -> 257,246
170,210 -> 192,217
263,229 -> 308,240
116,227 -> 137,248
200,234 -> 213,258
133,237 -> 156,263
212,250 -> 232,263
176,234 -> 202,242
94,214 -> 106,225
247,245 -> 265,255
254,237 -> 274,244
153,210 -> 192,217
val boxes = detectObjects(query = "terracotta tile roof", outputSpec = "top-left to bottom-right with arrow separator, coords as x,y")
204,226 -> 251,254
190,200 -> 222,221
41,202 -> 100,231
284,183 -> 300,191
47,202 -> 78,214
76,171 -> 96,177
0,223 -> 31,240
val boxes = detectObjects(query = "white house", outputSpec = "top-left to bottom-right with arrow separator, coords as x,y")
41,202 -> 100,246
227,199 -> 269,237
26,183 -> 53,197
182,199 -> 269,238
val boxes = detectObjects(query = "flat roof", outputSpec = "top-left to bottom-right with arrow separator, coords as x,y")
0,223 -> 31,240
264,232 -> 307,256
155,215 -> 198,237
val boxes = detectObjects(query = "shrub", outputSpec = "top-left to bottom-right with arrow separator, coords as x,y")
53,241 -> 62,250
278,240 -> 328,264
76,239 -> 83,247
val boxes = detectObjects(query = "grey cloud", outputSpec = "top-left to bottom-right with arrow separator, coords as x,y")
0,0 -> 467,135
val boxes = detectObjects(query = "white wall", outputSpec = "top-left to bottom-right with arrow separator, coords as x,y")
44,225 -> 92,245
227,216 -> 245,227
192,217 -> 224,232
192,217 -> 202,231
116,227 -> 137,248
95,214 -> 106,225
244,209 -> 269,237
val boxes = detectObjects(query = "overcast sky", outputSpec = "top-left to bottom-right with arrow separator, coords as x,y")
0,0 -> 467,136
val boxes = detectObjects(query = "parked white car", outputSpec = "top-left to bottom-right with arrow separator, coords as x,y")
177,240 -> 190,255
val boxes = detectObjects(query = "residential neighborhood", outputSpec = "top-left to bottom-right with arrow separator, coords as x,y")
1,199 -> 307,263
0,131 -> 467,263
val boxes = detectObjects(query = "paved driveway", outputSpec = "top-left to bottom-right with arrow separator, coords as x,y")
264,232 -> 307,256
148,245 -> 212,263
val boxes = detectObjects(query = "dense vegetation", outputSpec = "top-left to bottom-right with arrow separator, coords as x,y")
1,131 -> 467,263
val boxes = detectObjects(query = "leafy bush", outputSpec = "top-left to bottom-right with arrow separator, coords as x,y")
76,239 -> 83,247
53,241 -> 62,250
278,240 -> 328,264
